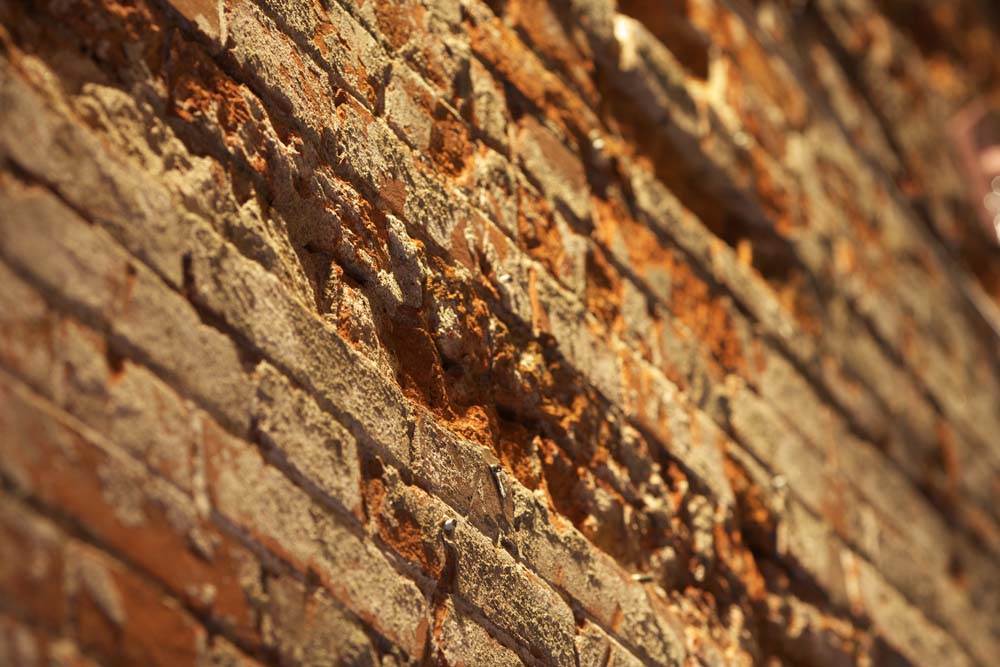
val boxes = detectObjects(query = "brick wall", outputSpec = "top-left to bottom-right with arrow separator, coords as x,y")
1,0 -> 999,666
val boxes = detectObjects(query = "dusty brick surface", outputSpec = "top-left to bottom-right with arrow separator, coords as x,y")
2,0 -> 1000,665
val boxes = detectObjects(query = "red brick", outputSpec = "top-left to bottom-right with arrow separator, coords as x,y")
70,543 -> 204,667
0,496 -> 66,630
0,377 -> 262,651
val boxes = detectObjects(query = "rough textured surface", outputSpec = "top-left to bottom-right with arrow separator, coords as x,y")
1,0 -> 1000,665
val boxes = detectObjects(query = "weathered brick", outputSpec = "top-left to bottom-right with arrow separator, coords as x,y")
252,361 -> 363,516
201,418 -> 427,656
0,613 -> 105,667
0,180 -> 254,434
411,410 -> 497,519
412,397 -> 689,666
576,621 -> 646,667
502,481 -> 687,667
435,597 -> 525,667
0,374 -> 262,650
254,0 -> 388,110
384,65 -> 435,151
199,636 -> 268,667
514,115 -> 591,225
0,75 -> 191,288
469,57 -> 511,153
732,448 -> 982,667
0,495 -> 66,631
186,228 -> 412,464
260,572 -> 380,667
69,543 -> 205,667
0,615 -> 43,667
0,262 -> 56,396
166,0 -> 226,48
449,520 -> 577,667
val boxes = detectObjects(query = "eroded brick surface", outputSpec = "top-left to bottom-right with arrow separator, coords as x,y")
1,0 -> 999,665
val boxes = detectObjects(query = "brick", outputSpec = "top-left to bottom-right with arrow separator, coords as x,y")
610,14 -> 700,137
0,261 -> 57,396
0,74 -> 190,288
353,449 -> 582,666
186,228 -> 412,464
0,180 -> 254,434
222,0 -> 755,559
64,74 -> 318,311
729,376 -> 992,655
411,410 -> 499,521
467,3 -> 602,140
255,0 -> 388,110
0,495 -> 66,631
449,520 -> 577,667
0,615 -> 43,667
69,543 -> 205,667
0,375 -> 262,650
3,48 -> 740,656
761,590 -> 878,667
576,622 -> 646,667
435,597 -> 525,667
469,57 -> 511,153
470,150 -> 520,239
167,0 -> 226,48
222,0 -> 338,135
201,418 -> 427,657
365,458 -> 604,667
384,65 -> 435,151
260,573 -> 378,667
0,613 -> 106,667
413,402 -> 690,666
502,482 -> 686,667
198,636 -> 267,667
252,361 -> 363,516
731,448 -> 981,667
54,315 -> 199,492
514,115 -> 591,225
363,463 -> 451,579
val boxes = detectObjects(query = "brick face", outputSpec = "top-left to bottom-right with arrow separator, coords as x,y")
1,0 -> 999,666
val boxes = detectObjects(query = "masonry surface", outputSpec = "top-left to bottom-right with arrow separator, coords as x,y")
2,0 -> 1000,665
